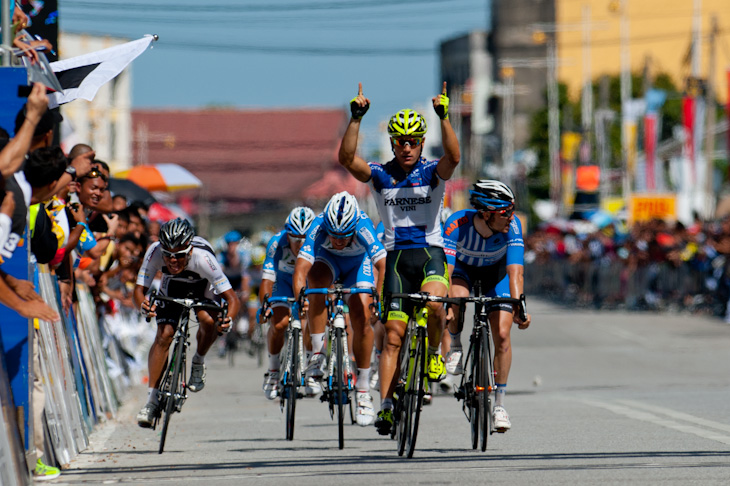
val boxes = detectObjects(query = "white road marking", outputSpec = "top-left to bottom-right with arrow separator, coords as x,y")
580,398 -> 730,445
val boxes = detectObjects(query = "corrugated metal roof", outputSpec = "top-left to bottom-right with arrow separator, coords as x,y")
132,108 -> 348,205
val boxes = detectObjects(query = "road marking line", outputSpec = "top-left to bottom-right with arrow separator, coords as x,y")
580,398 -> 730,445
616,399 -> 730,434
592,323 -> 651,347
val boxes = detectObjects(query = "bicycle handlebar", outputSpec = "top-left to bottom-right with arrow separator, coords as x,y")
302,286 -> 380,320
389,292 -> 527,323
146,291 -> 230,330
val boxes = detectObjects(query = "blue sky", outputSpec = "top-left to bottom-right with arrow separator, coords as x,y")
60,0 -> 490,154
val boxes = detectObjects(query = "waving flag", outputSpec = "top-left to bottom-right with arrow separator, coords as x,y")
47,35 -> 156,109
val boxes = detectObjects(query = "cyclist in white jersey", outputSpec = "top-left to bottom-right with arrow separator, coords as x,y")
133,218 -> 240,427
338,82 -> 460,436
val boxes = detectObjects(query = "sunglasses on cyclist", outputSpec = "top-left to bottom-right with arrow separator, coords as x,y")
161,245 -> 193,260
288,234 -> 306,242
481,206 -> 515,218
391,137 -> 423,148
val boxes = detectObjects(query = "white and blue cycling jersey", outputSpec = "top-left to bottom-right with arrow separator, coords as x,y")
298,210 -> 386,288
442,209 -> 524,300
367,157 -> 446,251
443,209 -> 524,267
262,230 -> 298,298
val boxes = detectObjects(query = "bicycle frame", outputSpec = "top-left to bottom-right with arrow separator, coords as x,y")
451,286 -> 526,451
262,295 -> 305,440
389,291 -> 463,458
146,291 -> 227,454
304,285 -> 378,449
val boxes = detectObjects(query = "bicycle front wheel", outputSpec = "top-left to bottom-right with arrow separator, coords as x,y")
480,329 -> 494,452
469,331 -> 482,450
404,328 -> 426,458
159,335 -> 185,454
334,327 -> 345,450
285,327 -> 300,441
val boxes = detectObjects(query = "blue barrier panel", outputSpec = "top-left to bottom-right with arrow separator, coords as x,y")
0,332 -> 31,486
0,67 -> 32,448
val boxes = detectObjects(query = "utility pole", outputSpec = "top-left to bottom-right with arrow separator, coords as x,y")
500,66 -> 515,187
705,14 -> 718,213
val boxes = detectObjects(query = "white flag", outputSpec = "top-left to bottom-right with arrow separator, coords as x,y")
47,35 -> 156,109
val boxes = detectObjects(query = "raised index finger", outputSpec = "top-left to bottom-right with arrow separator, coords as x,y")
357,82 -> 363,96
442,81 -> 447,95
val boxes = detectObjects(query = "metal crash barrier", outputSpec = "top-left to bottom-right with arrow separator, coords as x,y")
526,259 -> 724,315
0,263 -> 152,480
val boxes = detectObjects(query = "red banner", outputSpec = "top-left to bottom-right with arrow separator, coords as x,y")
644,113 -> 657,191
682,96 -> 695,182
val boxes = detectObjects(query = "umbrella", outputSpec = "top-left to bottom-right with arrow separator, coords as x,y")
108,178 -> 156,207
118,163 -> 202,192
147,202 -> 192,223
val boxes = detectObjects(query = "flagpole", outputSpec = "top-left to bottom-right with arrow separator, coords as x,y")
1,0 -> 12,66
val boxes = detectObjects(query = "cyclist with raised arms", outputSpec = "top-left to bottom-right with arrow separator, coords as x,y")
339,82 -> 460,436
260,207 -> 316,400
442,180 -> 531,432
134,218 -> 240,427
292,191 -> 386,426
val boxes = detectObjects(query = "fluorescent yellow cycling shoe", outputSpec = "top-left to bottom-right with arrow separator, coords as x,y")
427,354 -> 446,382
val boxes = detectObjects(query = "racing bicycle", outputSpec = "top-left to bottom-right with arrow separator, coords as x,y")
452,284 -> 526,451
261,295 -> 305,441
146,291 -> 228,454
388,291 -> 461,458
303,285 -> 379,450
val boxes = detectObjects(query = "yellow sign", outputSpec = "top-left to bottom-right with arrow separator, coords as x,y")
628,194 -> 677,224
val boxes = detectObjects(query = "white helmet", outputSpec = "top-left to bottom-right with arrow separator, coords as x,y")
285,206 -> 316,236
469,180 -> 515,210
323,191 -> 359,237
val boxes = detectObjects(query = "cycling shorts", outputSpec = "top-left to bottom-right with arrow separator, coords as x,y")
315,253 -> 374,289
383,247 -> 448,323
452,257 -> 512,312
270,271 -> 294,309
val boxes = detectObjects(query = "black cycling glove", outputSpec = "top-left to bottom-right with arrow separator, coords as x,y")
350,98 -> 370,119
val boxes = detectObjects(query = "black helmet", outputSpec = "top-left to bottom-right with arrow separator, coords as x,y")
159,218 -> 194,250
469,180 -> 515,211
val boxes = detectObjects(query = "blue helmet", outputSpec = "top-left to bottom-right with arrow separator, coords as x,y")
323,192 -> 359,237
285,206 -> 315,237
223,230 -> 242,244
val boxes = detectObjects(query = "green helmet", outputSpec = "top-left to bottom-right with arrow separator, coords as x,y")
387,109 -> 427,137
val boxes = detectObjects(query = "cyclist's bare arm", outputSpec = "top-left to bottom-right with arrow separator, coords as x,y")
292,257 -> 312,311
507,264 -> 530,328
219,288 -> 240,328
259,278 -> 274,307
338,83 -> 372,183
133,284 -> 156,317
373,258 -> 386,303
434,82 -> 461,181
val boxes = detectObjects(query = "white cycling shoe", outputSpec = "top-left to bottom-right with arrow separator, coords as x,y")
355,392 -> 376,427
305,352 -> 326,380
263,370 -> 279,400
493,406 -> 511,432
445,347 -> 464,375
188,363 -> 206,392
304,376 -> 321,396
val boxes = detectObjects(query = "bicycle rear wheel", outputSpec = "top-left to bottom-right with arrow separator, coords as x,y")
159,335 -> 184,454
480,330 -> 494,452
469,331 -> 482,450
334,327 -> 345,450
405,328 -> 426,458
285,328 -> 300,441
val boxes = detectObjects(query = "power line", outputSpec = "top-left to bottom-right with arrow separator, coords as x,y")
61,30 -> 436,55
61,0 -> 470,13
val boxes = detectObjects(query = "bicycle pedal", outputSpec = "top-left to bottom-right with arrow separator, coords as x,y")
319,393 -> 329,403
454,388 -> 465,400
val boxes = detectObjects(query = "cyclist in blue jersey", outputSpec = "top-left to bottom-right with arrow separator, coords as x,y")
293,192 -> 386,426
339,82 -> 460,436
260,207 -> 316,399
442,180 -> 531,432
